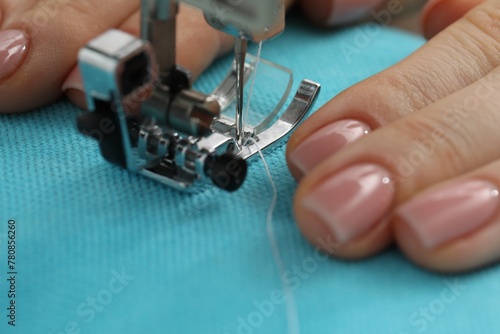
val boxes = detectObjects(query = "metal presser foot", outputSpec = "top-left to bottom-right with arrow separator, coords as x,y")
76,0 -> 320,192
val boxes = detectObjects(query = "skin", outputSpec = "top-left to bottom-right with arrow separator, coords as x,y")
288,0 -> 500,272
0,0 -> 497,272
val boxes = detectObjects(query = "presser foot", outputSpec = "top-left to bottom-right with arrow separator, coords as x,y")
76,30 -> 320,192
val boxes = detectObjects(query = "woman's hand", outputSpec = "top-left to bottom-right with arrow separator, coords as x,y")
0,1 -> 235,112
288,0 -> 500,272
5,0 -> 495,273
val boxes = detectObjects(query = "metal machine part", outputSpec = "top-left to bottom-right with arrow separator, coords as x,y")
182,0 -> 285,42
77,0 -> 320,192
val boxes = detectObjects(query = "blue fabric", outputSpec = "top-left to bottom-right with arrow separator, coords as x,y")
2,17 -> 498,334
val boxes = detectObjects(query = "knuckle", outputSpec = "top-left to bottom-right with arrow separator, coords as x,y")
463,3 -> 500,41
389,113 -> 469,185
380,67 -> 440,113
456,3 -> 500,67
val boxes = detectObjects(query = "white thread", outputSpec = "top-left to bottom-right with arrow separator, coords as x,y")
245,138 -> 301,334
242,42 -> 299,334
243,41 -> 263,129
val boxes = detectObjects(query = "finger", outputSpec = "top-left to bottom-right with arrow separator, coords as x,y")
0,0 -> 36,28
63,4 -> 236,109
395,161 -> 500,272
176,5 -> 234,78
62,66 -> 85,109
176,0 -> 297,73
287,0 -> 500,179
0,0 -> 141,113
294,61 -> 500,260
0,3 -> 3,27
422,0 -> 485,39
63,7 -> 144,109
64,0 -> 303,110
298,0 -> 385,26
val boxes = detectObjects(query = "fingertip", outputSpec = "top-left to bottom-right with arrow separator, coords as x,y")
0,29 -> 30,82
66,88 -> 87,110
298,0 -> 334,26
0,29 -> 33,113
394,207 -> 500,273
421,0 -> 485,39
293,163 -> 394,260
62,67 -> 86,109
392,215 -> 470,273
421,0 -> 447,39
294,189 -> 393,259
299,0 -> 384,26
286,151 -> 305,181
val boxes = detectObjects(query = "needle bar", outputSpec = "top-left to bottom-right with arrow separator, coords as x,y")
234,37 -> 248,146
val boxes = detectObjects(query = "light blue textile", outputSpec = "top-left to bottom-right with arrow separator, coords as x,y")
2,17 -> 499,334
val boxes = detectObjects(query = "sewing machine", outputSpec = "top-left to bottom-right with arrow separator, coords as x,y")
76,0 -> 320,192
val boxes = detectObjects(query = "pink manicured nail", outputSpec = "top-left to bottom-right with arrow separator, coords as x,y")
397,180 -> 499,249
289,120 -> 370,175
328,0 -> 385,25
0,30 -> 29,81
303,164 -> 394,242
62,67 -> 84,93
398,180 -> 499,250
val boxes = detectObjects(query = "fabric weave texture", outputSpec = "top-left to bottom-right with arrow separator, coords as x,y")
1,18 -> 497,334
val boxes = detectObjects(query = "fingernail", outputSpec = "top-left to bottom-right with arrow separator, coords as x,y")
303,164 -> 394,243
289,120 -> 371,175
0,30 -> 29,81
328,0 -> 384,26
421,0 -> 450,38
397,180 -> 500,250
62,67 -> 84,93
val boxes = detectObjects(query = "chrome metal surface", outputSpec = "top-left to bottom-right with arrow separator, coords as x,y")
141,0 -> 178,77
77,0 -> 320,192
234,37 -> 247,146
183,0 -> 285,42
209,60 -> 253,111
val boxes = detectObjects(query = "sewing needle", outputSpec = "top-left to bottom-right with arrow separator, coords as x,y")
234,36 -> 247,147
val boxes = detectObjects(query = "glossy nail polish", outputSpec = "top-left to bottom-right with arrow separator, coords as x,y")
289,120 -> 370,175
0,30 -> 29,81
303,164 -> 394,242
397,180 -> 499,249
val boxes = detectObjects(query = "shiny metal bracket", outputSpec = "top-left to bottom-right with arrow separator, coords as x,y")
77,0 -> 320,192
